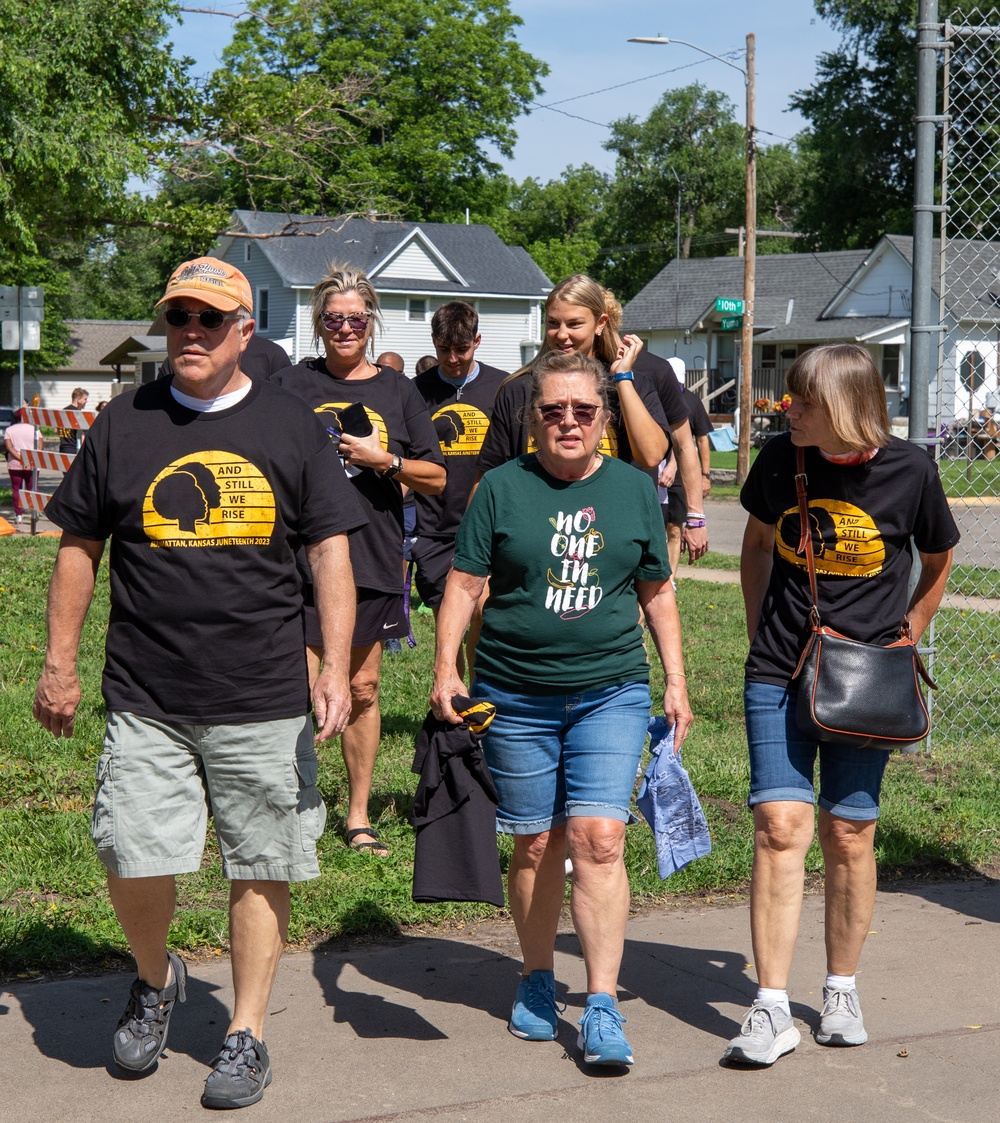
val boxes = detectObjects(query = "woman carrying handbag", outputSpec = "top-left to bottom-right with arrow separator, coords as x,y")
725,343 -> 960,1067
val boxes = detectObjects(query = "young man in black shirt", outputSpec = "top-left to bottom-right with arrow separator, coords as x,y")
413,302 -> 508,674
56,386 -> 89,453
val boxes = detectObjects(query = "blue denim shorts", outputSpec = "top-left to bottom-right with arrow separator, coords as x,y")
744,681 -> 889,821
473,678 -> 651,834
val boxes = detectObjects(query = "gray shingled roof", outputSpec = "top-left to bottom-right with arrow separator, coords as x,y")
61,320 -> 154,373
623,249 -> 871,334
228,210 -> 552,296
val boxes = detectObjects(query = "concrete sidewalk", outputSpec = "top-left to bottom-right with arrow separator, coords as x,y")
2,879 -> 997,1122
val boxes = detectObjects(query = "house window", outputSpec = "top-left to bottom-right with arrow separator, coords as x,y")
760,344 -> 777,369
408,298 -> 428,322
960,350 -> 985,391
881,344 -> 901,390
244,242 -> 251,263
257,287 -> 269,331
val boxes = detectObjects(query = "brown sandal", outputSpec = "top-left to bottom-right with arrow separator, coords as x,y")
346,827 -> 388,856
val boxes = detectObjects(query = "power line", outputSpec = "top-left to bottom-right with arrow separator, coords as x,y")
538,57 -> 725,108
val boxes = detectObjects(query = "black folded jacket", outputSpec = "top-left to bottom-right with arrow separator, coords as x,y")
410,697 -> 504,906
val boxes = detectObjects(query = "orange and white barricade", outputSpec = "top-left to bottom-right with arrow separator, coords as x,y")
14,407 -> 95,530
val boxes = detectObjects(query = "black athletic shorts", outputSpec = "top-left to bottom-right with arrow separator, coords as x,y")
303,587 -> 408,648
411,536 -> 455,609
663,480 -> 688,527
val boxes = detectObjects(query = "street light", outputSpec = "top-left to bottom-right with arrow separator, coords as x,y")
628,34 -> 757,485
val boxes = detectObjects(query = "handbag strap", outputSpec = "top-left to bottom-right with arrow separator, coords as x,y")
794,446 -> 821,627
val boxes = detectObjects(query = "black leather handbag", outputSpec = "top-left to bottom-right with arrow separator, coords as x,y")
789,448 -> 936,750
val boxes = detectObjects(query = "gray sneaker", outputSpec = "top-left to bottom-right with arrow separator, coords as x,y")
723,1001 -> 801,1066
816,986 -> 868,1046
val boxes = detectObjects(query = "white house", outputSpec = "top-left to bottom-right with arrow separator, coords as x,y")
209,210 -> 552,375
623,234 -> 1000,423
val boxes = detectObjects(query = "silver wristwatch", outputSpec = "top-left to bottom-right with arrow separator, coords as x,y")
381,453 -> 404,478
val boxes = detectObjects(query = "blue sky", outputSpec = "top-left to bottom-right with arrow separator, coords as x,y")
168,0 -> 842,183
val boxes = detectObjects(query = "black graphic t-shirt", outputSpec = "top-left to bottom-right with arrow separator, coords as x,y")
412,362 -> 508,539
740,434 -> 961,686
45,378 -> 367,723
475,355 -> 670,475
271,360 -> 445,593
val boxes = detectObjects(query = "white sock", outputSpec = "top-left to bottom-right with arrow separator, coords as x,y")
755,987 -> 790,1014
825,973 -> 856,992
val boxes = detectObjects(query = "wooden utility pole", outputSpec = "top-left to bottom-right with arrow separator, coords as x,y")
737,32 -> 756,486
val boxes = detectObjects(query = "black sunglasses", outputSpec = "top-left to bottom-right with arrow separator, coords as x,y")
322,312 -> 373,333
164,307 -> 241,330
537,403 -> 601,425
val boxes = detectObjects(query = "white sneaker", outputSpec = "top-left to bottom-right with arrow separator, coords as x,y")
723,1001 -> 801,1066
816,986 -> 867,1046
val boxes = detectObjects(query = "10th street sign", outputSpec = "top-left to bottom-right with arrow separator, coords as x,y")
714,297 -> 744,315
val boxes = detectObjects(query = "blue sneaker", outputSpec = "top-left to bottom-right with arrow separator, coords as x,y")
509,970 -> 563,1040
577,993 -> 634,1065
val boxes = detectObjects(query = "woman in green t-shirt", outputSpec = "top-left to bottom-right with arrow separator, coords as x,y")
430,351 -> 693,1070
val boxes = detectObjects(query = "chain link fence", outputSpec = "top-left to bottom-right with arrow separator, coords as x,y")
930,7 -> 1000,744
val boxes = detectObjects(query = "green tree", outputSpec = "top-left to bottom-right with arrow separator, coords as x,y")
791,1 -> 977,249
211,0 -> 547,221
0,0 -> 195,264
490,165 -> 609,282
594,86 -> 746,302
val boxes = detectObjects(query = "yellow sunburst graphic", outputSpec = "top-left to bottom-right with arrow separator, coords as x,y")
432,403 -> 491,455
776,498 -> 886,577
143,452 -> 276,547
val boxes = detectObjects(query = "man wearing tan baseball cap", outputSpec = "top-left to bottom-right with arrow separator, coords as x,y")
156,256 -> 254,314
35,254 -> 366,1109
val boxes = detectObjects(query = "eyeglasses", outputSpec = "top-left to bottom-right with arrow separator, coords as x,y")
164,307 -> 241,330
537,403 -> 602,425
322,312 -> 373,333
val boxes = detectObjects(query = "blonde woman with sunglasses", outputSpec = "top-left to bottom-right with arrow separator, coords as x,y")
273,265 -> 445,857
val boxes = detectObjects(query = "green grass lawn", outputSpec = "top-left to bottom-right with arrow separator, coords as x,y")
2,536 -> 999,978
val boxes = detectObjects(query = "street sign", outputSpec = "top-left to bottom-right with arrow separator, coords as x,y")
720,315 -> 743,332
22,320 -> 40,350
0,286 -> 16,320
20,286 -> 44,305
715,297 -> 744,315
2,321 -> 18,350
20,306 -> 44,321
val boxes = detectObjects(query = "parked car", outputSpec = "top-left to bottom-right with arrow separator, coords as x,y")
0,405 -> 15,440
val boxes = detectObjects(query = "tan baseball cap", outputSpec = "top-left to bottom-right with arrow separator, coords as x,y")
156,256 -> 253,314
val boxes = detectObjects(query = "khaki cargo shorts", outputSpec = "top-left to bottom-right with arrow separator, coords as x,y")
92,711 -> 327,881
